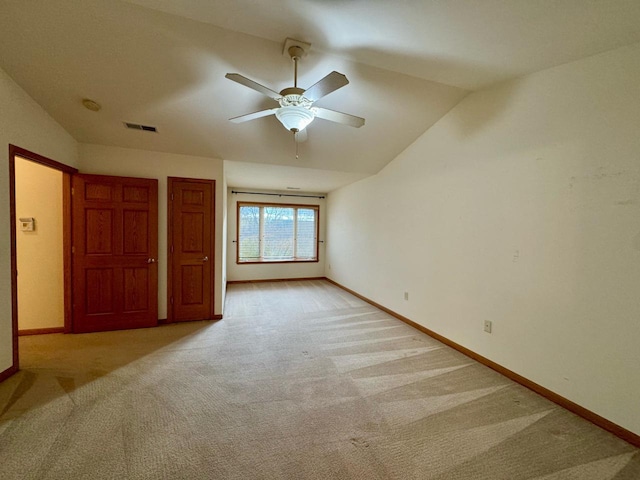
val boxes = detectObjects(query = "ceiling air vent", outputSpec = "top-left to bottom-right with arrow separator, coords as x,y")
124,122 -> 157,132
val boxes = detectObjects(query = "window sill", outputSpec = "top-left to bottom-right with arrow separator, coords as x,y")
237,259 -> 319,265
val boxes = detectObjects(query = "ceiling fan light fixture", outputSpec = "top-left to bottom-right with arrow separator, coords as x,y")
275,105 -> 315,132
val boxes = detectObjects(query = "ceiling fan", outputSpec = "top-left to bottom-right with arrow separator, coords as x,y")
225,38 -> 365,143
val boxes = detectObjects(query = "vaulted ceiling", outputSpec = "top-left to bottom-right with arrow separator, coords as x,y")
2,0 -> 640,191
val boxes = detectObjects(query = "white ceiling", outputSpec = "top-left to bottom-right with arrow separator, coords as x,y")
2,0 -> 640,192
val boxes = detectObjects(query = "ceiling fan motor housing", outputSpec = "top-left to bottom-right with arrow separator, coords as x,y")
279,88 -> 312,107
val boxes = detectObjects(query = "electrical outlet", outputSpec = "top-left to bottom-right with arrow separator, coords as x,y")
404,292 -> 409,301
484,320 -> 492,333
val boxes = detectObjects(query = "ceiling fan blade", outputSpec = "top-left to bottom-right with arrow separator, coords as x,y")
229,108 -> 279,123
294,129 -> 308,143
303,71 -> 349,103
313,107 -> 365,128
225,73 -> 281,100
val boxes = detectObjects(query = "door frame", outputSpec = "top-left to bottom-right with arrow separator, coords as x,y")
166,177 -> 216,323
5,145 -> 77,379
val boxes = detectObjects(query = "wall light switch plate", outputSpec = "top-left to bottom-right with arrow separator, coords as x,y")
484,320 -> 492,333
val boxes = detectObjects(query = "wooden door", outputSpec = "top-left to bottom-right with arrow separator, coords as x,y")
72,174 -> 158,333
168,177 -> 215,322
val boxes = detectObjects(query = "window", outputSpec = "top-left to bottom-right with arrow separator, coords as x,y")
237,202 -> 319,263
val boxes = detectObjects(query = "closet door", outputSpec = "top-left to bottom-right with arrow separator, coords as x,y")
167,177 -> 215,322
72,174 -> 158,333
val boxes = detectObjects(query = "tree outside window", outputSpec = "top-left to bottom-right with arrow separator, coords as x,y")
237,202 -> 319,263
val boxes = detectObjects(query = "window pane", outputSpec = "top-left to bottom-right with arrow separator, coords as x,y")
296,208 -> 316,259
263,207 -> 294,260
238,206 -> 260,261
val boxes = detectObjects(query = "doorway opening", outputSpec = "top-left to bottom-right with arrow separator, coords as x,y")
8,145 -> 76,375
15,157 -> 65,334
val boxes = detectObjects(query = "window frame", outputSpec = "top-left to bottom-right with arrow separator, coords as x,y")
236,201 -> 320,264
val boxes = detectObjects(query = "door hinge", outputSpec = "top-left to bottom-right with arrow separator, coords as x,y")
170,297 -> 174,305
71,246 -> 75,254
170,193 -> 174,201
170,245 -> 174,254
71,187 -> 74,195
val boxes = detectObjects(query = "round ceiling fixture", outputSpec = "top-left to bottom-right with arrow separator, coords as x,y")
82,98 -> 101,112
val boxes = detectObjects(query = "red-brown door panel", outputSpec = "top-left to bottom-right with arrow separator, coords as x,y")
72,174 -> 158,333
168,178 -> 215,322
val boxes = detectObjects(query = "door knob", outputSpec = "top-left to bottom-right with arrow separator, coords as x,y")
147,258 -> 156,264
202,256 -> 209,262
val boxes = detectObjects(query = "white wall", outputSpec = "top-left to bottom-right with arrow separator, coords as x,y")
78,144 -> 225,319
227,188 -> 326,281
15,158 -> 64,330
326,43 -> 640,435
0,67 -> 78,374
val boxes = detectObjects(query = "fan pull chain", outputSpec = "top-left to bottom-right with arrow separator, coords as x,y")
295,133 -> 299,159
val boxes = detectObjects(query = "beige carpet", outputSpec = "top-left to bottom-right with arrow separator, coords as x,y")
1,279 -> 638,479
